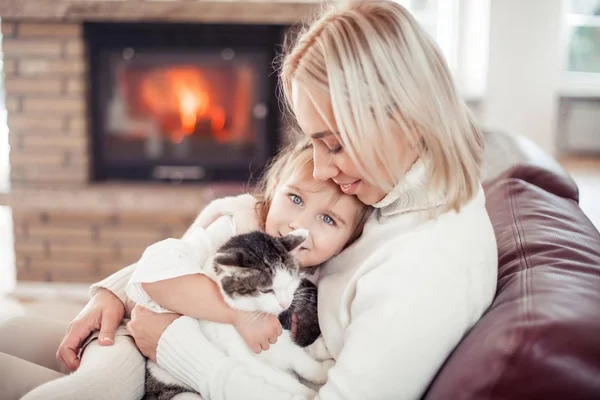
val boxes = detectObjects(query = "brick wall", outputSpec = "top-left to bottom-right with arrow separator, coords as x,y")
12,208 -> 194,283
2,21 -> 88,186
1,20 -> 219,283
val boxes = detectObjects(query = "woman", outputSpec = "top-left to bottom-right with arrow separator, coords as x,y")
0,1 -> 497,399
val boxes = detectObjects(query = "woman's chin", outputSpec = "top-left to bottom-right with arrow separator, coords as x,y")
356,184 -> 387,205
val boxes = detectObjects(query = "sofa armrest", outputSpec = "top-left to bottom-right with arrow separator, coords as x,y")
481,130 -> 579,202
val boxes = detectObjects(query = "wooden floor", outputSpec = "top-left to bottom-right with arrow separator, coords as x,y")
559,156 -> 600,230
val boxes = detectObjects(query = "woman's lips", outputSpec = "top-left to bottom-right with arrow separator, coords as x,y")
340,180 -> 361,195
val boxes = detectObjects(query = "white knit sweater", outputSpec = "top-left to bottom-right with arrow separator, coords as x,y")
91,157 -> 498,400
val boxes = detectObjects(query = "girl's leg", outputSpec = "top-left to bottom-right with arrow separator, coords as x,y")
21,335 -> 146,400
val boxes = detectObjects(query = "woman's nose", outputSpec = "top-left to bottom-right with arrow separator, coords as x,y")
312,146 -> 339,181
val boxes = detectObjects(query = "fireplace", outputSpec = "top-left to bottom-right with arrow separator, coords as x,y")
1,2 -> 318,284
85,22 -> 286,183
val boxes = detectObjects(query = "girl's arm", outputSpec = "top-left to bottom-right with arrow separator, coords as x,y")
142,269 -> 282,355
89,212 -> 234,311
125,215 -> 235,316
90,263 -> 135,307
142,274 -> 236,324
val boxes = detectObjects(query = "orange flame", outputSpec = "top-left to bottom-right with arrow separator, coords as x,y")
139,67 -> 227,143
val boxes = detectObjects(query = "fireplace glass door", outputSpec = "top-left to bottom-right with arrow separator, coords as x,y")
86,23 -> 284,183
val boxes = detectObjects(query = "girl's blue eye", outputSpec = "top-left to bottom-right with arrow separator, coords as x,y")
290,194 -> 303,206
322,214 -> 335,226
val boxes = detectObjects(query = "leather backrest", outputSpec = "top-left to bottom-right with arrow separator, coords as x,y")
424,178 -> 600,400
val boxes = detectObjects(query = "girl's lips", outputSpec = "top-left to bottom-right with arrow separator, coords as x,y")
340,180 -> 361,195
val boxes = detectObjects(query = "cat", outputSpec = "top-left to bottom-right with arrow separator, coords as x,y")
145,230 -> 333,400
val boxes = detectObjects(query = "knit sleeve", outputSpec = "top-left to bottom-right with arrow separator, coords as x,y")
316,250 -> 474,400
89,263 -> 135,305
157,316 -> 315,400
126,215 -> 236,313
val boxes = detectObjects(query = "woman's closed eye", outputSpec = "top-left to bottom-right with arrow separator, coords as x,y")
321,138 -> 343,154
327,144 -> 343,154
288,193 -> 304,207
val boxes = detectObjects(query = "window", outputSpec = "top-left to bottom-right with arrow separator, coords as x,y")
564,0 -> 600,94
399,0 -> 460,72
398,0 -> 488,100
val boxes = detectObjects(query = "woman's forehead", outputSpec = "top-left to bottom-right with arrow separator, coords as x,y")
292,80 -> 336,136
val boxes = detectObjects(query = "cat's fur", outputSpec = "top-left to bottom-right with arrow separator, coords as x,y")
279,278 -> 321,347
145,230 -> 333,400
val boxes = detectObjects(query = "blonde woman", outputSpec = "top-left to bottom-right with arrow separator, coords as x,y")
0,1 -> 498,399
126,0 -> 497,398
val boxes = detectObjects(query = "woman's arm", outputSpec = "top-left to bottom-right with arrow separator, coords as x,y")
154,316 -> 314,399
148,251 -> 481,400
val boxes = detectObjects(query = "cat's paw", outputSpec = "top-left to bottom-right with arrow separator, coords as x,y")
305,336 -> 332,361
312,359 -> 336,385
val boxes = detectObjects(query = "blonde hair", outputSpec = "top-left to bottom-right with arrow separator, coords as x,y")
255,139 -> 371,246
280,0 -> 483,213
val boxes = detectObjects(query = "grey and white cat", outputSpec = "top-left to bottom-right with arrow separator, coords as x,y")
145,230 -> 333,400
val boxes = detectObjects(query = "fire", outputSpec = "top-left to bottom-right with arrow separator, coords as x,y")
139,67 -> 227,143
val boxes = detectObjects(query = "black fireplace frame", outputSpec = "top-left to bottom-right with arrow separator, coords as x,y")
84,22 -> 287,184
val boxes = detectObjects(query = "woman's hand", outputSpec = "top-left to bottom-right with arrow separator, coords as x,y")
57,288 -> 125,371
126,305 -> 180,362
234,311 -> 282,354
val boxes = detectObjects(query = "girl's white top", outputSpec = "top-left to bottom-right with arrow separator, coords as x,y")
91,156 -> 498,400
122,193 -> 261,312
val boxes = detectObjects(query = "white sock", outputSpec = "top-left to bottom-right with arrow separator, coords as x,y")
21,336 -> 146,400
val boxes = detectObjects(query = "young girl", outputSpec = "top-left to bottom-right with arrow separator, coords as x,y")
18,141 -> 371,400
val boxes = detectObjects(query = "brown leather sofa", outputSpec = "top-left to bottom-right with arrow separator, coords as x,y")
424,131 -> 600,400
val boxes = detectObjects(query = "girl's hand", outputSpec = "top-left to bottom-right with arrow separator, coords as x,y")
234,311 -> 282,354
126,305 -> 180,362
57,288 -> 125,371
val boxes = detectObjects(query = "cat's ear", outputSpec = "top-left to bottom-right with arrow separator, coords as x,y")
279,229 -> 308,253
214,250 -> 244,267
214,248 -> 256,276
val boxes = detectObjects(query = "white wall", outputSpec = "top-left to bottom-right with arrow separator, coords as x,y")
455,0 -> 490,100
482,0 -> 564,154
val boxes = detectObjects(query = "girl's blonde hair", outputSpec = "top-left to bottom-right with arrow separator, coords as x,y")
280,0 -> 484,213
255,139 -> 371,246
